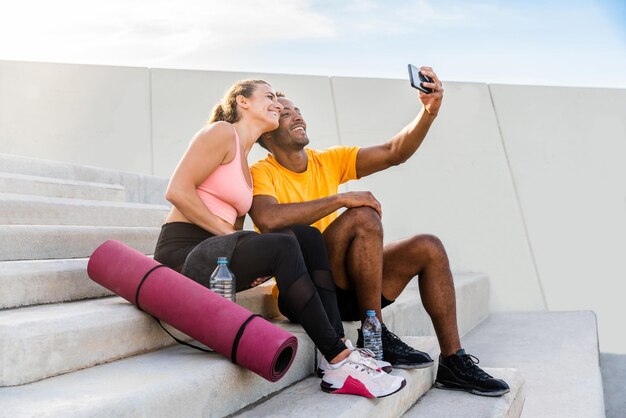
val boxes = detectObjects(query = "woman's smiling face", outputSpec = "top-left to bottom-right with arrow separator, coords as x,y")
240,83 -> 283,130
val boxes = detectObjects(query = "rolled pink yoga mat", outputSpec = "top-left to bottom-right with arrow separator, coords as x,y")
87,240 -> 298,382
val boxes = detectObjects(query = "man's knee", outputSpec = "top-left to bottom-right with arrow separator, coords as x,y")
411,234 -> 447,261
343,207 -> 383,236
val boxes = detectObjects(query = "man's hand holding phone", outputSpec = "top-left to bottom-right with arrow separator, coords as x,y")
408,64 -> 443,116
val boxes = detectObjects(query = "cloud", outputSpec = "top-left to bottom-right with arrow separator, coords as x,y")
310,0 -> 500,36
0,0 -> 336,65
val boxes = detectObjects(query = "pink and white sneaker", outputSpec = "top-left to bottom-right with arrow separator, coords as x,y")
320,351 -> 406,398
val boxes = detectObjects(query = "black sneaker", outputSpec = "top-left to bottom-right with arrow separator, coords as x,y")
357,324 -> 434,369
435,349 -> 510,397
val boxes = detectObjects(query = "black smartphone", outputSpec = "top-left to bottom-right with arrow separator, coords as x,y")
408,64 -> 433,94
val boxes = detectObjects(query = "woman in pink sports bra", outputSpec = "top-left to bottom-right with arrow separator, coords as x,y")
153,79 -> 405,398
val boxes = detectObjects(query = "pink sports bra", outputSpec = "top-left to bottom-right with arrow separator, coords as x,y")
196,127 -> 252,225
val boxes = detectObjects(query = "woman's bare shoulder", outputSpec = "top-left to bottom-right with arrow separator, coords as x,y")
202,120 -> 234,134
194,121 -> 235,143
189,121 -> 237,164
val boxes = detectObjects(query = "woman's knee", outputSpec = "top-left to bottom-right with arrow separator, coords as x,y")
262,233 -> 309,282
248,233 -> 300,263
282,224 -> 323,242
283,225 -> 330,271
269,233 -> 300,255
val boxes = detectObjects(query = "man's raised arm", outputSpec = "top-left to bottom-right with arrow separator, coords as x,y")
249,192 -> 382,233
355,67 -> 444,178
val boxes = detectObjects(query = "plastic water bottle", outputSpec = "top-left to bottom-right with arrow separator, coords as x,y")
362,310 -> 383,360
209,257 -> 236,302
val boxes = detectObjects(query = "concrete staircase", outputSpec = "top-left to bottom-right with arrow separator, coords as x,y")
0,153 -> 603,417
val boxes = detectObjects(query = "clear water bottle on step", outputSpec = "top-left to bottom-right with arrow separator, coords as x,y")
209,257 -> 236,302
362,309 -> 383,360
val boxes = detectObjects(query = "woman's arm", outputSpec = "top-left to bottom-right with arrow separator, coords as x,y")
165,122 -> 238,235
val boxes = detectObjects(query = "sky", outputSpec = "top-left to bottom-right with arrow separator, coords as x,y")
1,0 -> 624,88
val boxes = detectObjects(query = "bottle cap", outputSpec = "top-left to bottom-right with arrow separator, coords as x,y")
217,257 -> 228,265
366,310 -> 376,316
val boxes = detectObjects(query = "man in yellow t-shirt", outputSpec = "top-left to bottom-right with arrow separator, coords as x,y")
249,67 -> 509,397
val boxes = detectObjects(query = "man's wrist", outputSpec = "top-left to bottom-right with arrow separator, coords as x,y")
334,193 -> 346,208
423,105 -> 439,118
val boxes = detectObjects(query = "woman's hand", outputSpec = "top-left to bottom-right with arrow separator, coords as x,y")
250,276 -> 273,287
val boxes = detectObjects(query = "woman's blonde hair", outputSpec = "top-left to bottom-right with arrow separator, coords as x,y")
209,79 -> 270,123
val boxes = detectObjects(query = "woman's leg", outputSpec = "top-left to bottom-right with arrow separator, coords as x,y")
229,232 -> 347,362
275,225 -> 345,339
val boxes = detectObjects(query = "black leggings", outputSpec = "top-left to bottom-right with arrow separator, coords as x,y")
155,222 -> 346,362
271,225 -> 344,340
229,226 -> 345,361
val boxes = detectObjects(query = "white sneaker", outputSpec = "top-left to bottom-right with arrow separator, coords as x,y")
317,340 -> 393,377
320,351 -> 406,398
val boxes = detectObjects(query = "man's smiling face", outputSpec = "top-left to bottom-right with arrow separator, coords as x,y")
267,97 -> 310,150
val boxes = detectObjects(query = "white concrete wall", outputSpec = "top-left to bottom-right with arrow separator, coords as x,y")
0,61 -> 152,173
1,59 -> 625,353
490,84 -> 626,354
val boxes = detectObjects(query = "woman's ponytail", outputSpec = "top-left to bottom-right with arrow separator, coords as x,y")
210,103 -> 226,123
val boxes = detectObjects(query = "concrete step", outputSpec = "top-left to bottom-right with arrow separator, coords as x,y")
0,297 -> 176,386
0,225 -> 160,261
234,337 -> 439,418
0,172 -> 127,201
600,352 -> 626,418
461,311 -> 605,418
0,258 -> 112,309
0,193 -> 169,226
0,152 -> 169,205
0,273 -> 487,387
0,259 -> 279,310
0,284 -> 284,387
403,368 -> 525,418
0,332 -> 316,418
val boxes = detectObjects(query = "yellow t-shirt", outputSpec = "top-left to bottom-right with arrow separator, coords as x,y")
251,146 -> 360,232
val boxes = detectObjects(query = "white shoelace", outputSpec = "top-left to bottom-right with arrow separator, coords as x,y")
347,361 -> 380,376
355,347 -> 377,359
347,352 -> 383,375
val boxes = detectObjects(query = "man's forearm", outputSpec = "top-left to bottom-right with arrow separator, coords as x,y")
356,107 -> 439,178
390,107 -> 437,164
251,195 -> 344,232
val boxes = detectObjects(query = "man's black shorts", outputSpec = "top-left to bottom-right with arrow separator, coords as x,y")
335,286 -> 395,321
